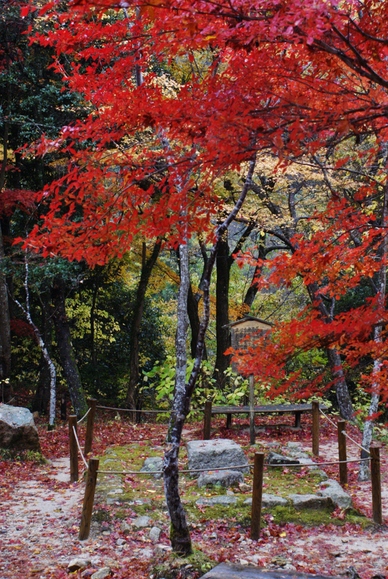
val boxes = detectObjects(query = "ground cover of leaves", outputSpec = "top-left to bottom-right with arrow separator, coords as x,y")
1,412 -> 388,579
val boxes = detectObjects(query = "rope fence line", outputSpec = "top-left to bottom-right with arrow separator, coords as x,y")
95,404 -> 203,416
341,430 -> 370,454
94,456 -> 372,478
72,425 -> 89,470
319,409 -> 370,454
96,404 -> 175,415
71,400 -> 384,542
77,407 -> 91,425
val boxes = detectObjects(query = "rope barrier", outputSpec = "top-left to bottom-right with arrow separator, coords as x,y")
77,407 -> 91,425
319,408 -> 338,429
341,430 -> 370,454
97,462 -> 249,476
96,405 -> 175,415
95,454 -> 372,477
72,425 -> 89,469
319,409 -> 371,454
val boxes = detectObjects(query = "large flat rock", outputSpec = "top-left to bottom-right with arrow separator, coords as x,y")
200,562 -> 341,579
186,439 -> 249,475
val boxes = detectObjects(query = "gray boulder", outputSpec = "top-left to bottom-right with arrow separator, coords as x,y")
196,495 -> 237,506
244,494 -> 288,507
317,479 -> 352,509
197,469 -> 243,488
267,451 -> 300,466
186,439 -> 249,475
288,493 -> 333,509
0,404 -> 41,451
140,457 -> 163,479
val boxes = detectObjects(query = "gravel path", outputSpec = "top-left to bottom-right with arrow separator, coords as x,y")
1,439 -> 388,578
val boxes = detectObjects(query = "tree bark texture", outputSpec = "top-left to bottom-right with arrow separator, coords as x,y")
52,278 -> 87,418
32,294 -> 54,414
326,347 -> 354,421
213,233 -> 231,388
163,241 -> 192,555
126,240 -> 162,409
0,224 -> 11,384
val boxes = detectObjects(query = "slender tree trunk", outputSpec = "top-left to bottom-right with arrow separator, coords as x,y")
243,232 -> 266,310
0,223 -> 11,385
32,294 -> 54,415
52,278 -> 87,418
307,283 -> 354,419
126,240 -> 162,409
0,108 -> 11,386
213,233 -> 231,388
163,158 -> 257,554
358,176 -> 388,481
326,348 -> 354,421
14,260 -> 57,425
164,240 -> 192,555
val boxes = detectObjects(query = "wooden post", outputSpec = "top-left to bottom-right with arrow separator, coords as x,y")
79,458 -> 99,540
249,375 -> 255,445
312,401 -> 320,457
251,452 -> 264,540
69,415 -> 79,483
203,400 -> 212,440
337,420 -> 347,486
84,398 -> 97,456
370,444 -> 383,525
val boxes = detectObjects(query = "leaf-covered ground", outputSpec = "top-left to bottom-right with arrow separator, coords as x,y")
1,412 -> 388,579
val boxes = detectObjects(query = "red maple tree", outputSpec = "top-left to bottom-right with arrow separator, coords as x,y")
22,0 -> 388,550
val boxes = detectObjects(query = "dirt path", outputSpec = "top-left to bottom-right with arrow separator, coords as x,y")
0,458 -> 86,578
1,433 -> 388,578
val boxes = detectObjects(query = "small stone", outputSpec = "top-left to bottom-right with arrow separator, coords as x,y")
197,470 -> 243,488
267,451 -> 300,466
116,538 -> 126,546
149,526 -> 161,543
68,558 -> 91,572
137,547 -> 154,559
132,515 -> 152,528
120,522 -> 131,534
140,457 -> 164,479
91,567 -> 111,579
196,495 -> 237,506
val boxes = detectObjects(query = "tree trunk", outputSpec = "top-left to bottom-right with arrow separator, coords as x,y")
163,158 -> 256,554
359,166 -> 388,481
326,348 -> 354,421
164,240 -> 192,555
0,223 -> 11,386
0,110 -> 11,386
213,234 -> 231,388
52,278 -> 87,418
126,240 -> 162,409
32,292 -> 55,415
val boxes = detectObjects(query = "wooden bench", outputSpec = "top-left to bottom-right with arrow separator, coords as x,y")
203,400 -> 325,443
201,562 -> 340,579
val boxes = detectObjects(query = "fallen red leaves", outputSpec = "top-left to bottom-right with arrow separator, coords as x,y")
1,414 -> 387,579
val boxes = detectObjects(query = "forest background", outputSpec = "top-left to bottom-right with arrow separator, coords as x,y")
2,0 -> 388,553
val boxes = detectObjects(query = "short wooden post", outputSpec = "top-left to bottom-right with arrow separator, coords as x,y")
249,375 -> 255,445
84,398 -> 97,456
203,400 -> 212,440
79,458 -> 99,540
251,452 -> 264,540
69,415 -> 79,483
370,444 -> 383,525
312,401 -> 320,457
338,420 -> 347,486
